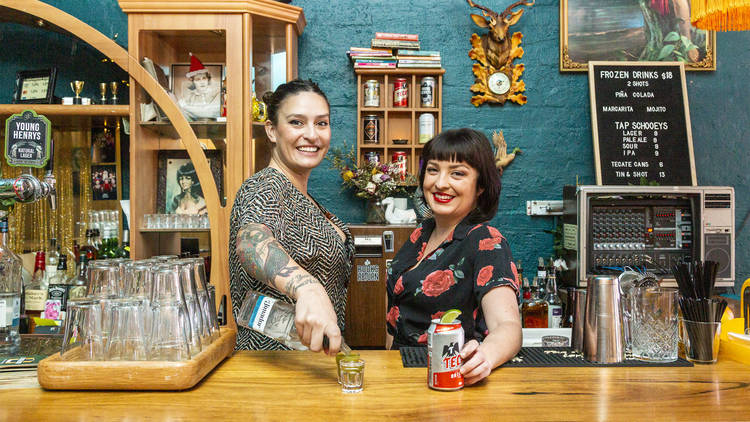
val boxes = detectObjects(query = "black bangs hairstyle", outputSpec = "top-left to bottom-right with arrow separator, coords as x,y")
418,128 -> 501,223
261,78 -> 330,125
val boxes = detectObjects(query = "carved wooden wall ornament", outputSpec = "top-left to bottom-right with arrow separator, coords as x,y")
466,0 -> 534,106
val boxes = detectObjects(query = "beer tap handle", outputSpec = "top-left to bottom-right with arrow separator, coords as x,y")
46,138 -> 54,173
44,138 -> 56,211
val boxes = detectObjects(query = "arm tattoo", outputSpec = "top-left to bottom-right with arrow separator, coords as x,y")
236,223 -> 299,286
287,274 -> 320,298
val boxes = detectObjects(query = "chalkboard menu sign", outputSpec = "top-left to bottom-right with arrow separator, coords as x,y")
589,61 -> 696,186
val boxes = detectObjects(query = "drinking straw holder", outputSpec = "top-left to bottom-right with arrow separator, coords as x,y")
672,260 -> 726,364
680,318 -> 721,363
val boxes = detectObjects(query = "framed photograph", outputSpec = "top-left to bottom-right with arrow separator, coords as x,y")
91,126 -> 116,163
13,68 -> 58,104
170,63 -> 223,120
560,0 -> 716,72
91,164 -> 118,201
157,150 -> 223,215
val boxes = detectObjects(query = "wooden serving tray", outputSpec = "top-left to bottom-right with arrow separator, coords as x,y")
37,327 -> 236,390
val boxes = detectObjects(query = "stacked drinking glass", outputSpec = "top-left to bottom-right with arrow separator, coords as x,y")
61,256 -> 220,361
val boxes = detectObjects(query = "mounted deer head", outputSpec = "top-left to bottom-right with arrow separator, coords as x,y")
467,0 -> 534,69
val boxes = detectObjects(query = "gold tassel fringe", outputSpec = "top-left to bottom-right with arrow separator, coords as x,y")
692,0 -> 750,31
2,127 -> 92,275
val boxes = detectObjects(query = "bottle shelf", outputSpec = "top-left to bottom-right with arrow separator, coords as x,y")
139,228 -> 211,233
139,120 -> 227,140
0,104 -> 129,116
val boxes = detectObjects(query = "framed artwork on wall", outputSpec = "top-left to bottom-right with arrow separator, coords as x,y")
13,68 -> 58,104
92,164 -> 117,200
560,0 -> 716,72
157,150 -> 223,215
91,127 -> 116,163
170,62 -> 223,120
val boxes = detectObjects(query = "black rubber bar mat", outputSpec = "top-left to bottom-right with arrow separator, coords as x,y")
400,346 -> 693,368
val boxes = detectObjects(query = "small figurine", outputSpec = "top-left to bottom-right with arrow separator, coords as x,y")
492,130 -> 521,170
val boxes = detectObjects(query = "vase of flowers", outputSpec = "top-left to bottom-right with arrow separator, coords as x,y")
328,145 -> 415,224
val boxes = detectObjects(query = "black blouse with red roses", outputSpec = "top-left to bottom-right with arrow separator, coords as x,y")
385,217 -> 520,348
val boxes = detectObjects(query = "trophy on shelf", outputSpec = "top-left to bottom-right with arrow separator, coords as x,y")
99,83 -> 108,105
109,81 -> 119,105
70,80 -> 84,104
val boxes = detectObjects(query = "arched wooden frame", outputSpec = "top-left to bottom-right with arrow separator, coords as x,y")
1,1 -> 232,325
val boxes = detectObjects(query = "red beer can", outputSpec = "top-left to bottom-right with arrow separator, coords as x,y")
427,319 -> 464,391
391,151 -> 408,182
393,78 -> 408,107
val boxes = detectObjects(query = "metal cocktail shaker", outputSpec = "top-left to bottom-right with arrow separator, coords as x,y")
570,288 -> 587,353
583,275 -> 625,363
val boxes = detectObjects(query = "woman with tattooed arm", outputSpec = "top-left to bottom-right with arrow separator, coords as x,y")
229,79 -> 354,354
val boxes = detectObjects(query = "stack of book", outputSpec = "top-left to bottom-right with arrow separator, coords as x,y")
396,50 -> 441,69
347,47 -> 396,69
371,32 -> 420,50
348,33 -> 442,70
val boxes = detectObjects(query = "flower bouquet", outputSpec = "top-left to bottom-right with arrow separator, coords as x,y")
327,144 -> 415,223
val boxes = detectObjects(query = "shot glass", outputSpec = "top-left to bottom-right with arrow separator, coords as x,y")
680,319 -> 721,364
155,214 -> 167,229
336,352 -> 361,384
339,358 -> 365,393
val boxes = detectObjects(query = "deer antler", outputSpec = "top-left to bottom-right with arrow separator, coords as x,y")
500,0 -> 535,20
466,0 -> 499,19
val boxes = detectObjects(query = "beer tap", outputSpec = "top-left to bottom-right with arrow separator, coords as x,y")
0,139 -> 56,209
44,138 -> 56,211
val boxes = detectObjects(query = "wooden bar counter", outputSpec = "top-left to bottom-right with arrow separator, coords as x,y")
1,350 -> 749,421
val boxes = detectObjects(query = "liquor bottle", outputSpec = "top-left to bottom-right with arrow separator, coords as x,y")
92,228 -> 102,253
516,260 -> 525,313
521,277 -> 548,328
545,264 -> 563,329
237,290 -> 306,349
24,251 -> 47,331
117,229 -> 130,258
44,238 -> 60,289
72,240 -> 80,267
101,224 -> 119,259
44,255 -> 69,321
536,256 -> 547,281
80,229 -> 98,260
0,216 -> 23,353
562,286 -> 575,328
68,253 -> 89,300
237,290 -> 351,352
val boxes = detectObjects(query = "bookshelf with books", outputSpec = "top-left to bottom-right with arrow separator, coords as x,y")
355,68 -> 444,182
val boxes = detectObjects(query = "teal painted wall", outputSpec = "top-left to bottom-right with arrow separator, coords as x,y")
1,1 -> 747,290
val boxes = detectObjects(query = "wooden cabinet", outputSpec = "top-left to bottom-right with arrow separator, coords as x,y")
354,68 -> 444,178
345,224 -> 415,348
119,0 -> 305,324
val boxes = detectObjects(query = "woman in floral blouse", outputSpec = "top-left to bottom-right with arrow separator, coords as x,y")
386,128 -> 522,385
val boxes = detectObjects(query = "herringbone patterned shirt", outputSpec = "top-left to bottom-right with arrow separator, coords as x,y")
229,167 -> 354,350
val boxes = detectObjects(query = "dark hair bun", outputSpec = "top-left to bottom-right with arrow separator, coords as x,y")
261,91 -> 274,105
